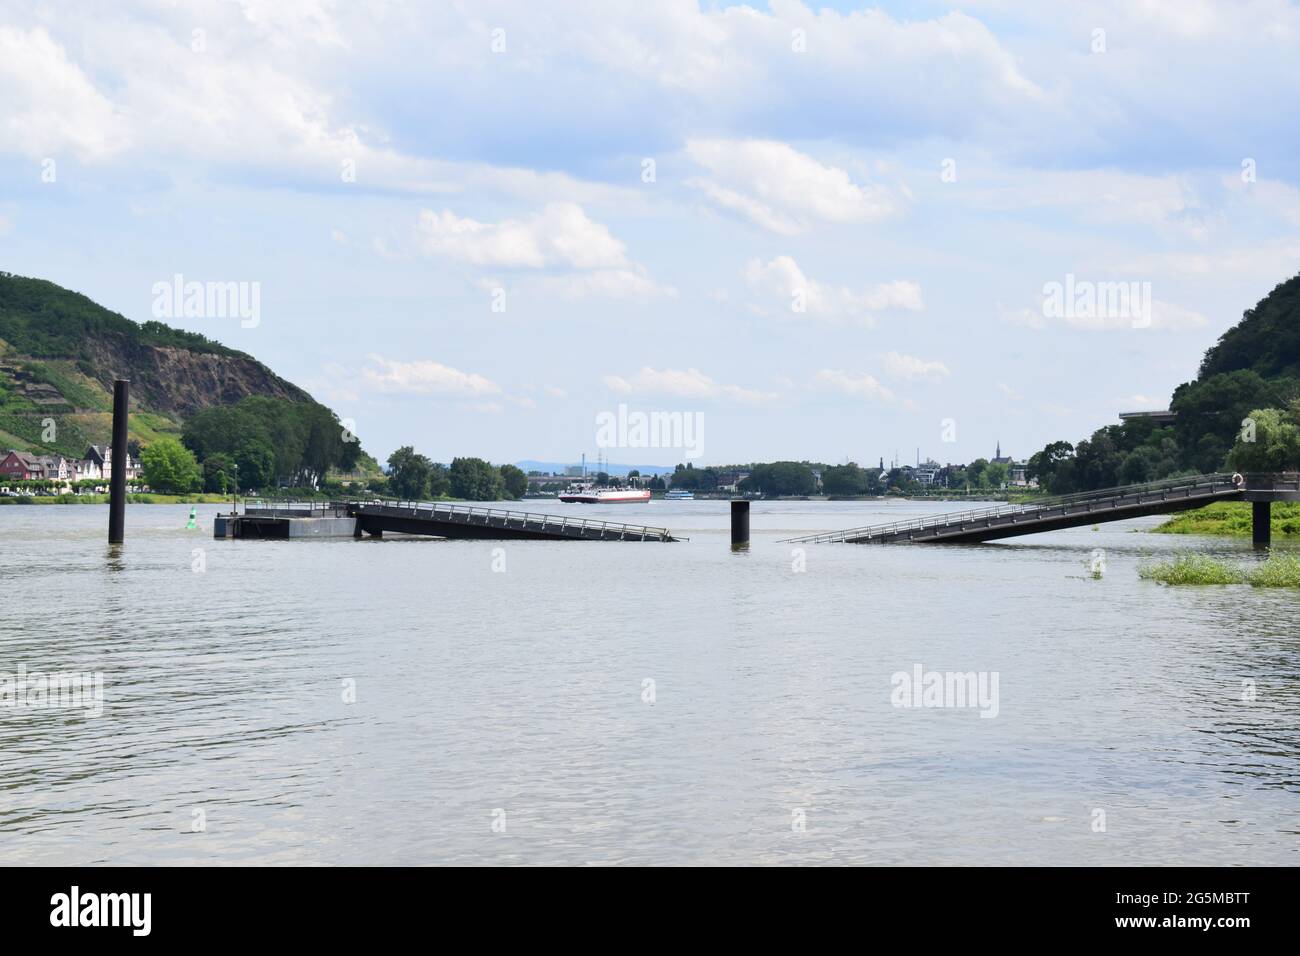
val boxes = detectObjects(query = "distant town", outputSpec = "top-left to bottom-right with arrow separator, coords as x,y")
522,443 -> 1036,498
1,444 -> 143,494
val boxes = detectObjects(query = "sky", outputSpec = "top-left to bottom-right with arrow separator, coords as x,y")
2,0 -> 1299,469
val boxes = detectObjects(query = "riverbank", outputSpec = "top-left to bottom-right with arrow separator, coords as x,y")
1151,501 -> 1300,537
0,493 -> 233,505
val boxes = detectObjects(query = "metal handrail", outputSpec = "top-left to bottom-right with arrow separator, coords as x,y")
344,497 -> 673,538
783,473 -> 1241,544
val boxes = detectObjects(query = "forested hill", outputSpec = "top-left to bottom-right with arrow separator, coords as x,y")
1029,271 -> 1300,491
0,271 -> 337,468
1196,273 -> 1300,380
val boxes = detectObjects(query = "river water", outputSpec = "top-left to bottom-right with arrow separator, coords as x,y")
1,500 -> 1296,865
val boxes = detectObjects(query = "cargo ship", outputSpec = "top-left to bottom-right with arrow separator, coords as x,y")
558,483 -> 652,504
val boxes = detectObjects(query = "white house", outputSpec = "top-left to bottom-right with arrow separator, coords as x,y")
84,445 -> 141,480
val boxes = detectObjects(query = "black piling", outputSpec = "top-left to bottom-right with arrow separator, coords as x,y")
731,499 -> 750,550
1252,500 -> 1271,550
108,379 -> 129,544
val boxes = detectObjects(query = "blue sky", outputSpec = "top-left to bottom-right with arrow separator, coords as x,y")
2,0 -> 1299,468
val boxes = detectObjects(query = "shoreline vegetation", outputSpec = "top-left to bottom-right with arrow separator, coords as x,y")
1139,552 -> 1300,586
1151,501 -> 1300,537
0,492 -> 234,505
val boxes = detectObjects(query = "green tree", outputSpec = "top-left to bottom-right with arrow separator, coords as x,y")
1169,370 -> 1300,473
983,461 -> 1009,489
140,437 -> 202,493
428,462 -> 450,498
741,461 -> 816,496
449,457 -> 504,500
883,467 -> 916,494
1228,407 -> 1300,472
203,453 -> 235,493
387,446 -> 434,499
182,395 -> 365,487
671,463 -> 719,491
821,462 -> 872,495
234,438 -> 275,492
499,463 -> 528,499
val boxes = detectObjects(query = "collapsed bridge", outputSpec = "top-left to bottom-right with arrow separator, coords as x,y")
217,498 -> 681,542
783,473 -> 1299,547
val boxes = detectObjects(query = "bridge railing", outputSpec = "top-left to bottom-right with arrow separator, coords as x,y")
343,497 -> 674,539
244,498 -> 341,514
783,473 -> 1240,544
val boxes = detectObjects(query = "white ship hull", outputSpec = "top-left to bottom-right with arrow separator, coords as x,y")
558,488 -> 652,504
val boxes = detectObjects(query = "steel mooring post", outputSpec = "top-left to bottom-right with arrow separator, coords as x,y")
1252,500 -> 1271,550
108,379 -> 129,544
731,499 -> 750,551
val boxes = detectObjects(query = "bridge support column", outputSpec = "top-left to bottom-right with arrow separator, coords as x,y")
1252,501 -> 1271,550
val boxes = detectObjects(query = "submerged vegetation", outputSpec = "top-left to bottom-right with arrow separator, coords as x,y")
1139,552 -> 1300,587
1152,501 -> 1300,537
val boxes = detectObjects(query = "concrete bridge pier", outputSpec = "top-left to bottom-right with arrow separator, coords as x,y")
1253,501 -> 1271,549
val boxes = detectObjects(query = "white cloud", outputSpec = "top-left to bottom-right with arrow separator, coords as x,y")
959,167 -> 1203,233
1222,175 -> 1300,227
1003,292 -> 1207,332
745,255 -> 922,325
0,26 -> 124,161
537,267 -> 677,303
602,367 -> 776,404
998,303 -> 1046,330
809,369 -> 895,402
357,354 -> 500,396
415,202 -> 629,269
457,400 -> 505,415
687,138 -> 898,234
1059,299 -> 1207,332
884,351 -> 950,382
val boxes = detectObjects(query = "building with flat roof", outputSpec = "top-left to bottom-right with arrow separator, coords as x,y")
1119,410 -> 1177,426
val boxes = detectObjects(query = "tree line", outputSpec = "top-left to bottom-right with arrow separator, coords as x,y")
385,447 -> 527,500
180,396 -> 363,492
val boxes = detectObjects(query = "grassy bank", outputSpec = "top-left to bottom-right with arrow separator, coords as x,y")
1139,552 -> 1300,586
1152,501 -> 1300,537
0,493 -> 233,505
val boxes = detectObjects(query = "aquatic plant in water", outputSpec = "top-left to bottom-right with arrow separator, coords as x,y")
1139,552 -> 1300,587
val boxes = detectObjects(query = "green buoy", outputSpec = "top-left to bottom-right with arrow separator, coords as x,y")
186,505 -> 198,530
